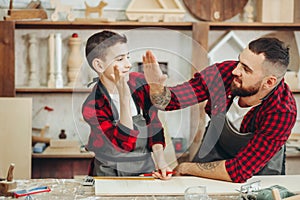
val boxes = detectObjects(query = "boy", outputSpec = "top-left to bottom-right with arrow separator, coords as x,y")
82,30 -> 173,179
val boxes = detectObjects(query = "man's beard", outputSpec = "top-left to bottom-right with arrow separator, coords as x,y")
231,79 -> 261,97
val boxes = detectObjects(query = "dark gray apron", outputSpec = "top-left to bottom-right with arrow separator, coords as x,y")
92,81 -> 155,176
192,108 -> 285,175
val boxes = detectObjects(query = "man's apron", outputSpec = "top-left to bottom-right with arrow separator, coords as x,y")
192,108 -> 285,175
92,81 -> 155,176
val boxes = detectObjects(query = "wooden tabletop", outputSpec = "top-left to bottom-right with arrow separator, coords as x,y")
32,146 -> 95,158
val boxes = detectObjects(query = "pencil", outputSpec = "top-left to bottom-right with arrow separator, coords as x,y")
141,171 -> 176,177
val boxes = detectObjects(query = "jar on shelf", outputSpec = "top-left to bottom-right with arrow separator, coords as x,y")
59,129 -> 67,139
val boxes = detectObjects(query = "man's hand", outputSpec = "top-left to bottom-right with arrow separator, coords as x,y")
175,162 -> 191,176
175,161 -> 232,182
142,50 -> 167,94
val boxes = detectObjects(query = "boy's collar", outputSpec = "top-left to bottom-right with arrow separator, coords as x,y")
87,77 -> 99,88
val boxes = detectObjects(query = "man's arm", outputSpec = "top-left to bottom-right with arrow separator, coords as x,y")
176,160 -> 232,182
143,50 -> 171,109
149,86 -> 172,110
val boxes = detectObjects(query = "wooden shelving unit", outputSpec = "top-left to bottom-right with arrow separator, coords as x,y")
1,21 -> 300,96
1,21 -> 300,174
0,20 -> 196,97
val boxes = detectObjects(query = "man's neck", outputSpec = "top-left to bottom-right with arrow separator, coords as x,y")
238,89 -> 273,107
238,95 -> 261,107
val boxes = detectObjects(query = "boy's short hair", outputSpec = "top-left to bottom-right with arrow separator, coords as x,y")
85,30 -> 127,69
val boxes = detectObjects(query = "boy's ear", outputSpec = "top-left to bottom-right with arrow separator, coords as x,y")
92,58 -> 105,73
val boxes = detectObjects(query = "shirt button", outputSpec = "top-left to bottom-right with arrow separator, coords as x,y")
214,105 -> 218,109
228,95 -> 232,99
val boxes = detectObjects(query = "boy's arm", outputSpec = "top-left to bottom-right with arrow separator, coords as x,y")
113,65 -> 133,129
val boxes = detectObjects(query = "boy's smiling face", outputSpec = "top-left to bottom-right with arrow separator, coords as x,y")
99,42 -> 131,82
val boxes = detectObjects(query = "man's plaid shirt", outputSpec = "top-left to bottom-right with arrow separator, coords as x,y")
165,61 -> 297,183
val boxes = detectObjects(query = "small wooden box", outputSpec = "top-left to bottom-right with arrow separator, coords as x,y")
256,0 -> 294,23
50,139 -> 79,148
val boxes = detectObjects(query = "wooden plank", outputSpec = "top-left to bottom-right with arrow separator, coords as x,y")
94,175 -> 300,196
295,0 -> 300,23
0,98 -> 31,179
12,20 -> 300,31
256,0 -> 294,23
16,88 -> 91,93
32,146 -> 95,158
50,139 -> 79,148
14,21 -> 193,30
0,21 -> 15,97
194,22 -> 300,32
188,22 -> 209,161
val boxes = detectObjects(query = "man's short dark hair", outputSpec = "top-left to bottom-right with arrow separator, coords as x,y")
85,30 -> 127,69
249,37 -> 289,77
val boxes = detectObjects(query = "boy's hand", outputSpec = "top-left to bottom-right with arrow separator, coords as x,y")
152,144 -> 172,180
113,65 -> 130,98
152,167 -> 173,180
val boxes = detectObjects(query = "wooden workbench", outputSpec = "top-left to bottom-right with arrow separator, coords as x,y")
7,175 -> 300,199
32,146 -> 95,179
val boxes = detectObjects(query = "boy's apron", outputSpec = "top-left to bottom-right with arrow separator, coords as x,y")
192,107 -> 285,175
93,80 -> 155,176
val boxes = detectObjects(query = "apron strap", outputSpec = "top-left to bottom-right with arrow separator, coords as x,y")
250,105 -> 261,132
98,80 -> 120,122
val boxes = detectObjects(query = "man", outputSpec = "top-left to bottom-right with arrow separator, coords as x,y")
142,37 -> 297,183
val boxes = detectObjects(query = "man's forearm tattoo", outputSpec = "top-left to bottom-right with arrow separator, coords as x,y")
150,87 -> 171,110
196,161 -> 221,171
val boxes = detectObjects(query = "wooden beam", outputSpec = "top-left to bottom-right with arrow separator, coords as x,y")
188,22 -> 209,161
0,21 -> 15,97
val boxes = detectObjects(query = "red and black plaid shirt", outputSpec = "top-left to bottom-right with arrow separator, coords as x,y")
166,61 -> 297,183
82,72 -> 165,154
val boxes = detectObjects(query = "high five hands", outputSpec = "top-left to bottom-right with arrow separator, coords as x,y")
142,50 -> 168,90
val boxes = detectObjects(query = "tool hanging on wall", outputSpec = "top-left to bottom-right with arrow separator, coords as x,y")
4,0 -> 48,20
32,106 -> 54,145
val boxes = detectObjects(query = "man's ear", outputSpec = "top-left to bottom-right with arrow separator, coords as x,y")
92,58 -> 105,73
264,76 -> 277,89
